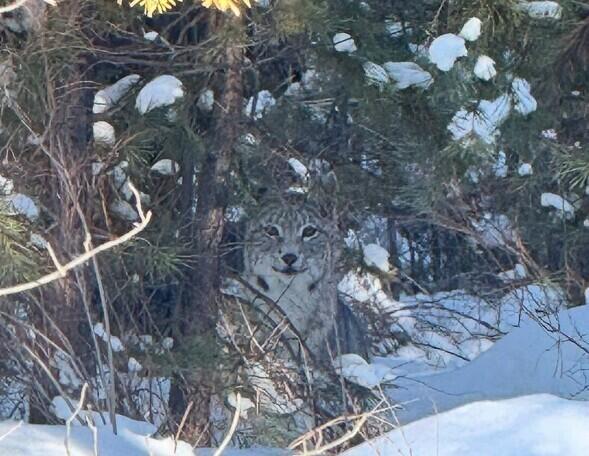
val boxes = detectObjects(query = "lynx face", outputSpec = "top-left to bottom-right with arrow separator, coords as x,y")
244,202 -> 335,294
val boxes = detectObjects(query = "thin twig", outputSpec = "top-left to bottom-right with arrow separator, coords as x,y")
65,383 -> 89,456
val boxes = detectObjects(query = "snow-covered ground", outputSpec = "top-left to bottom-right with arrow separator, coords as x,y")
343,394 -> 589,456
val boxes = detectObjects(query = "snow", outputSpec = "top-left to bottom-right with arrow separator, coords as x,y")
474,55 -> 497,80
0,174 -> 14,195
343,395 -> 589,456
428,34 -> 467,71
384,301 -> 587,424
287,158 -> 309,180
150,159 -> 179,175
493,150 -> 508,177
382,62 -> 433,89
362,243 -> 391,273
512,78 -> 537,115
143,31 -> 158,41
333,32 -> 357,53
197,89 -> 215,111
3,193 -> 39,221
244,90 -> 276,119
448,94 -> 511,144
333,354 -> 394,389
459,17 -> 482,41
518,163 -> 533,176
362,61 -> 390,89
517,1 -> 562,19
471,212 -> 516,248
541,192 -> 575,219
541,128 -> 558,139
135,75 -> 184,114
30,233 -> 47,249
498,263 -> 527,281
385,20 -> 411,38
127,357 -> 142,373
93,121 -> 115,146
93,74 -> 141,114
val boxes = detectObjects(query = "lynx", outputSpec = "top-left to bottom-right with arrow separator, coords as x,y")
242,199 -> 342,356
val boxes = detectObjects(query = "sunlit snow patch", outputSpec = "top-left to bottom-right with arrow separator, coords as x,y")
150,159 -> 179,175
429,33 -> 467,71
474,55 -> 497,80
332,32 -> 357,53
541,193 -> 575,220
362,243 -> 391,273
459,17 -> 482,41
244,90 -> 276,119
362,61 -> 390,88
383,62 -> 433,89
3,193 -> 39,221
448,94 -> 511,143
512,78 -> 537,115
136,75 -> 184,114
517,1 -> 562,19
518,163 -> 533,176
93,74 -> 141,114
93,121 -> 115,146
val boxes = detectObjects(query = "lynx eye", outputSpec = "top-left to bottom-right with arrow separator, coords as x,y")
302,225 -> 318,239
264,225 -> 280,237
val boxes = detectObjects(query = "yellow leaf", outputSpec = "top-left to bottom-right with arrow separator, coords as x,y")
201,0 -> 251,16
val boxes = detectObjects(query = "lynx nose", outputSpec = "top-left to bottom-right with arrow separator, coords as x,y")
281,253 -> 298,266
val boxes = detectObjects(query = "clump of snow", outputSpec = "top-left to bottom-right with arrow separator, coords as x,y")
541,128 -> 557,140
143,31 -> 159,41
383,62 -> 433,89
93,74 -> 141,114
127,357 -> 142,373
518,163 -> 533,176
50,352 -> 82,389
244,90 -> 276,120
332,32 -> 357,53
474,55 -> 497,80
333,354 -> 394,389
471,212 -> 516,248
512,78 -> 537,115
150,159 -> 179,175
136,75 -> 184,114
362,243 -> 391,273
287,158 -> 309,180
459,17 -> 482,41
93,121 -> 115,146
3,193 -> 39,221
92,323 -> 125,352
110,200 -> 138,222
197,89 -> 215,111
498,263 -> 527,282
30,233 -> 47,249
227,392 -> 255,419
343,395 -> 589,456
448,94 -> 511,144
541,193 -> 575,220
493,150 -> 508,177
362,61 -> 390,88
0,175 -> 14,195
429,33 -> 467,71
517,1 -> 562,19
385,20 -> 412,38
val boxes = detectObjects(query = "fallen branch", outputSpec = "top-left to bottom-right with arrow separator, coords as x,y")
0,183 -> 152,297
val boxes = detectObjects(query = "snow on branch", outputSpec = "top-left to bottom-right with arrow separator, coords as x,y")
0,183 -> 152,297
